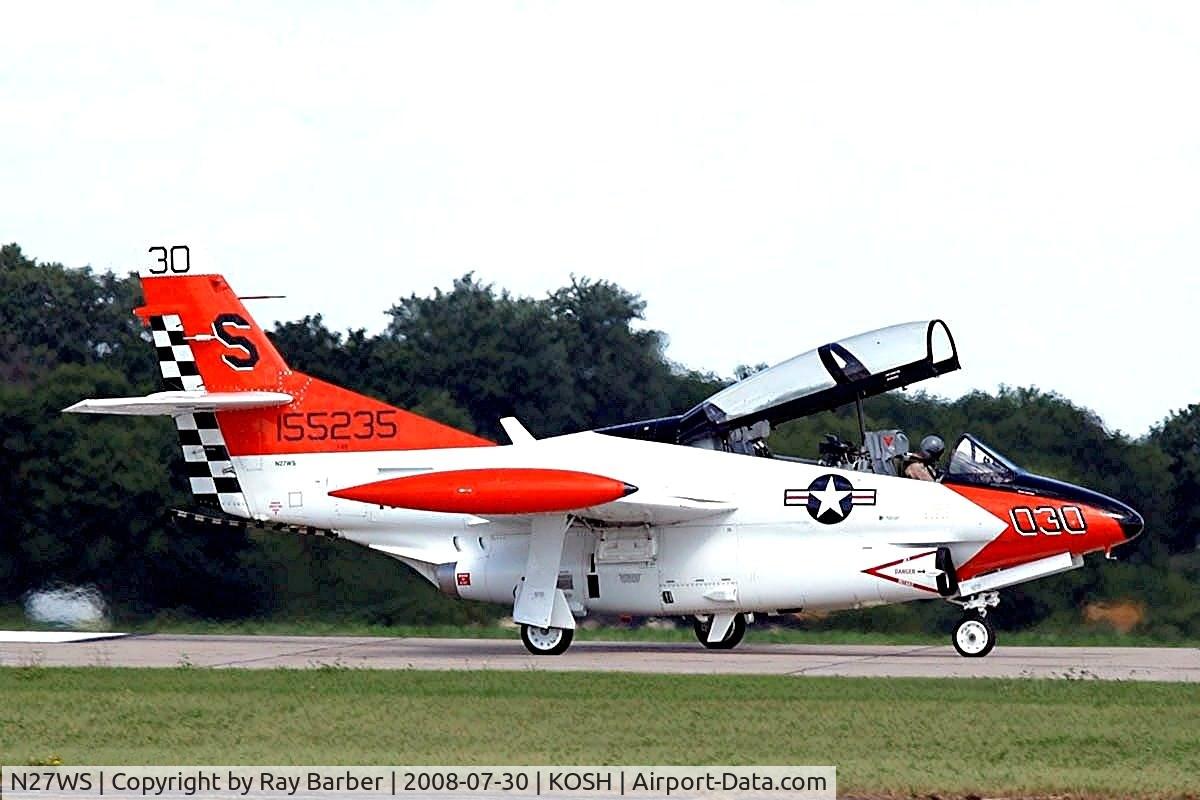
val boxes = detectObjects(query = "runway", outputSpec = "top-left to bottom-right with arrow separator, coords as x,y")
2,633 -> 1198,681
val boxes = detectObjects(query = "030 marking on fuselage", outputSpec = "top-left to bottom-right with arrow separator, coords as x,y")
1010,505 -> 1088,536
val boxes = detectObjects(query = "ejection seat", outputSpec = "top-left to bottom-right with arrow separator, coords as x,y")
863,429 -> 909,475
816,429 -> 910,476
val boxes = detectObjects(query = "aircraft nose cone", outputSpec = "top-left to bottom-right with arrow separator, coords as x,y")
1110,502 -> 1144,541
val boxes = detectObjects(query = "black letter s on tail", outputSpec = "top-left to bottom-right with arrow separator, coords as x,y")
213,313 -> 260,370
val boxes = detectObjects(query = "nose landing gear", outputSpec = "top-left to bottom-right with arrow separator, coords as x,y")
949,591 -> 1000,658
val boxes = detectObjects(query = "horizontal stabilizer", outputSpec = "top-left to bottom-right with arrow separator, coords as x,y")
64,390 -> 293,416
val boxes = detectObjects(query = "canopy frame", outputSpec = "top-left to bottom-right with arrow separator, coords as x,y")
600,319 -> 959,446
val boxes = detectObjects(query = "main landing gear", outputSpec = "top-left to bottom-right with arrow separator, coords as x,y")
692,613 -> 748,649
520,624 -> 574,655
949,591 -> 999,658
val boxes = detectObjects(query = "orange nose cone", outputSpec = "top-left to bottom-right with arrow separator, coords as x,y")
329,468 -> 636,515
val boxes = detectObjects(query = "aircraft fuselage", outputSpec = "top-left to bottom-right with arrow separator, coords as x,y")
233,430 -> 1135,619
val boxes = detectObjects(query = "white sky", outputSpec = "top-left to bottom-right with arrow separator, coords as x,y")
3,2 -> 1197,436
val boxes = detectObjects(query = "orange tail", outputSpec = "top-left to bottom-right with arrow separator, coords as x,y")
137,273 -> 493,457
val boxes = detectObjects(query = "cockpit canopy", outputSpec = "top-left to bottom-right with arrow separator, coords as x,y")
601,319 -> 960,446
945,434 -> 1023,485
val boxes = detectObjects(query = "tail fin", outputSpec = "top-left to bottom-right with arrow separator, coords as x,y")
137,273 -> 493,463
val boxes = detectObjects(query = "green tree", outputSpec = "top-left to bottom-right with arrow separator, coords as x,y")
1150,404 -> 1200,553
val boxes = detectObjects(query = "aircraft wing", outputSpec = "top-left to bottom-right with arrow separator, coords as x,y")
330,465 -> 735,632
574,493 -> 735,525
330,468 -> 735,526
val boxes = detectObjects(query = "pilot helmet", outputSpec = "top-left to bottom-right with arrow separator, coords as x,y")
920,435 -> 945,459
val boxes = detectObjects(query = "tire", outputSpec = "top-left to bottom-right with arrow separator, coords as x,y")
952,614 -> 996,658
692,614 -> 748,650
520,624 -> 574,655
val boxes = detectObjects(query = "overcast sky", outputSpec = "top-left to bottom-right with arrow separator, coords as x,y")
3,2 -> 1197,436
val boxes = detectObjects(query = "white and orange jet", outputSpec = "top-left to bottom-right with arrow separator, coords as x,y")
68,264 -> 1144,657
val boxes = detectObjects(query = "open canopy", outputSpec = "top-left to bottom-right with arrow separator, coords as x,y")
601,319 -> 959,445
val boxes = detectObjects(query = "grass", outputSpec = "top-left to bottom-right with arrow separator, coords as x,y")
1,668 -> 1198,798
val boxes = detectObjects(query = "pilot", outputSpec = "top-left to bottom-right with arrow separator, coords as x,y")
904,435 -> 945,481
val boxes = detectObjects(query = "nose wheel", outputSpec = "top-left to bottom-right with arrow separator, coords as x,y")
520,624 -> 574,655
952,613 -> 996,658
947,591 -> 1000,658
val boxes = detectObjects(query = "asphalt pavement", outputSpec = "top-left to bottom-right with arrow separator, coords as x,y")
2,633 -> 1197,681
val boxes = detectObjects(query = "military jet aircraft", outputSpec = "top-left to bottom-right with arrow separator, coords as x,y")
67,260 -> 1144,657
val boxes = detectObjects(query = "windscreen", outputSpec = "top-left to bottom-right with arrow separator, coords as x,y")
946,435 -> 1021,484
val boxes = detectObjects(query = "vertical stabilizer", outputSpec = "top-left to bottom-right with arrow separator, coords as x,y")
137,273 -> 491,454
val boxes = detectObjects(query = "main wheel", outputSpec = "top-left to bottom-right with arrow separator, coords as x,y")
692,614 -> 747,650
952,614 -> 996,658
520,624 -> 574,655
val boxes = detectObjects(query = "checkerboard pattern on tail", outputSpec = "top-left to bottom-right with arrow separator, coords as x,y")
149,314 -> 203,391
176,411 -> 249,513
150,314 -> 250,515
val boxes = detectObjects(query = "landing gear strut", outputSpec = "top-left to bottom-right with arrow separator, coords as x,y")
949,592 -> 999,658
520,624 -> 574,655
692,614 -> 748,650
